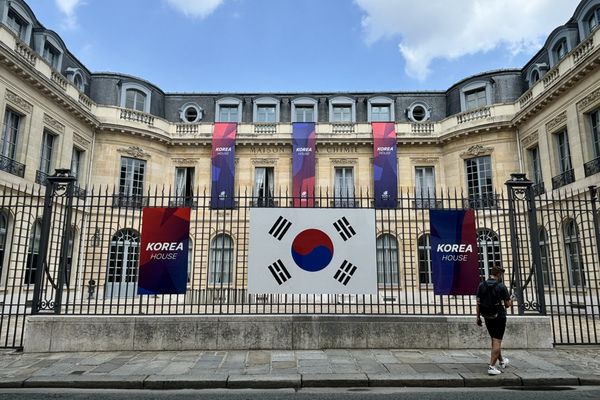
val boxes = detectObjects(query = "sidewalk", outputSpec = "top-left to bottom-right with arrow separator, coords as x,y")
0,348 -> 599,390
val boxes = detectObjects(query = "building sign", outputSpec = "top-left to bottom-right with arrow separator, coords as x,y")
248,208 -> 377,294
429,209 -> 479,295
292,123 -> 316,207
211,122 -> 237,208
138,207 -> 191,295
372,122 -> 398,208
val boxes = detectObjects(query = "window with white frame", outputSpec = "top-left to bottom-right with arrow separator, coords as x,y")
530,70 -> 540,85
407,102 -> 431,122
460,81 -> 491,112
42,41 -> 61,70
591,109 -> 600,159
216,98 -> 242,123
256,105 -> 277,123
334,167 -> 354,207
1,109 -> 20,160
6,8 -> 28,41
125,89 -> 147,113
587,7 -> 600,33
119,157 -> 146,200
555,130 -> 572,174
370,105 -> 391,122
415,166 -> 435,207
107,229 -> 139,285
332,105 -> 352,122
175,167 -> 195,204
295,105 -> 315,123
465,156 -> 494,208
563,219 -> 585,287
554,39 -> 569,62
180,104 -> 202,123
39,131 -> 55,176
418,234 -> 432,285
477,228 -> 501,280
209,234 -> 233,285
253,167 -> 274,207
376,234 -> 399,287
71,147 -> 83,183
529,146 -> 543,185
465,88 -> 487,111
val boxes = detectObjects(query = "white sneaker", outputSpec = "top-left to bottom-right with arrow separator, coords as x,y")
500,358 -> 510,369
488,365 -> 502,375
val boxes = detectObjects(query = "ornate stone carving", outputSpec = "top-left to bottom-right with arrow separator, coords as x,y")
521,131 -> 539,148
171,158 -> 198,165
5,90 -> 32,113
73,133 -> 91,148
545,112 -> 567,133
117,146 -> 151,159
251,158 -> 278,165
459,145 -> 493,159
330,158 -> 358,165
577,88 -> 600,112
43,113 -> 65,133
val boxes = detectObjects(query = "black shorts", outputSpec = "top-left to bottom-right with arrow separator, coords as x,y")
484,316 -> 507,340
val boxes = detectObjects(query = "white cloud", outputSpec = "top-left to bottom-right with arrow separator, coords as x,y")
55,0 -> 82,30
165,0 -> 225,18
354,0 -> 577,81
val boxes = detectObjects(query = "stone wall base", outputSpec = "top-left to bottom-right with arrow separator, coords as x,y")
23,315 -> 553,353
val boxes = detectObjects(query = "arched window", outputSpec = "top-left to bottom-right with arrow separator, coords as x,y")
25,220 -> 42,285
0,211 -> 8,280
125,89 -> 147,112
376,234 -> 399,287
106,229 -> 139,297
539,226 -> 552,287
563,219 -> 585,287
586,7 -> 600,33
418,234 -> 432,285
477,229 -> 501,279
209,234 -> 233,285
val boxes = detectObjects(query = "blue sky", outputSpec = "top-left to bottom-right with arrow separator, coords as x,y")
27,0 -> 579,93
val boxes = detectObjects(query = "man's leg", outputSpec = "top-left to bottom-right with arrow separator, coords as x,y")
490,338 -> 502,366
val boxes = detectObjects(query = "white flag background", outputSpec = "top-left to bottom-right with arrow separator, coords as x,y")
248,208 -> 377,294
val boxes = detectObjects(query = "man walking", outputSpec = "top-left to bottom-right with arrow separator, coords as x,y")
476,264 -> 513,375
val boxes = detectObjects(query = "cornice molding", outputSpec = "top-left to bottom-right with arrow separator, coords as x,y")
171,158 -> 198,165
117,146 -> 151,159
521,131 -> 539,148
545,111 -> 567,133
43,113 -> 65,134
330,158 -> 358,165
410,157 -> 440,164
459,145 -> 493,159
251,158 -> 278,165
577,87 -> 600,112
5,89 -> 32,114
73,132 -> 91,148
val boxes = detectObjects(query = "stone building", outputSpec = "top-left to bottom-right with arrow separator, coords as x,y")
0,0 -> 599,302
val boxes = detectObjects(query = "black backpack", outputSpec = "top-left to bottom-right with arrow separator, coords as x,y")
479,280 -> 501,319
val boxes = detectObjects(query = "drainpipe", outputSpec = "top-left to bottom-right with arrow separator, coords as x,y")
515,127 -> 524,173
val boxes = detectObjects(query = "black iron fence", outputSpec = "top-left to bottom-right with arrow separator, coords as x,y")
0,171 -> 599,348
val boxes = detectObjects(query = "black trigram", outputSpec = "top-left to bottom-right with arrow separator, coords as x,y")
268,216 -> 292,241
268,259 -> 291,285
333,217 -> 356,241
334,260 -> 357,286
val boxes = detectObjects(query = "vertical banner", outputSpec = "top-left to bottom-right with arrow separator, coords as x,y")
429,209 -> 479,295
138,207 -> 191,295
211,122 -> 237,209
292,122 -> 316,207
372,122 -> 398,208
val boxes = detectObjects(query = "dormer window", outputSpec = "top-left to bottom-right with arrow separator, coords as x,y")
587,8 -> 600,33
329,97 -> 356,123
179,103 -> 203,123
367,97 -> 394,122
555,39 -> 568,61
126,89 -> 146,112
66,68 -> 86,91
291,97 -> 318,123
530,70 -> 540,84
7,9 -> 27,41
460,81 -> 491,112
120,83 -> 151,113
42,42 -> 61,70
216,98 -> 242,123
253,97 -> 279,123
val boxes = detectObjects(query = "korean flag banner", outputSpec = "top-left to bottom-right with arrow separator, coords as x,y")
248,208 -> 377,294
429,209 -> 479,296
138,207 -> 191,295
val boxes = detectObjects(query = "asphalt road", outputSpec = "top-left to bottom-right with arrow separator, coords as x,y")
1,387 -> 600,400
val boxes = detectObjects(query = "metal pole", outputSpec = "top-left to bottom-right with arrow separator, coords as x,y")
525,182 -> 546,315
590,186 -> 600,280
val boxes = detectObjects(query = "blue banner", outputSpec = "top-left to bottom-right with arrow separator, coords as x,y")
210,123 -> 237,209
372,122 -> 398,208
429,209 -> 479,295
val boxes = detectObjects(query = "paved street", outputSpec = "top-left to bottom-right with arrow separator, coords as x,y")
0,347 -> 600,390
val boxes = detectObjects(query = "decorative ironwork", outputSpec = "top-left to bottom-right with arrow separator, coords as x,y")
35,170 -> 49,185
584,157 -> 600,177
112,195 -> 147,208
0,154 -> 25,177
552,169 -> 575,189
463,194 -> 499,209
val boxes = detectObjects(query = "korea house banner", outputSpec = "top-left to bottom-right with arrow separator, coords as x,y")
429,209 -> 479,296
372,122 -> 398,208
211,122 -> 237,209
292,123 -> 316,207
248,208 -> 377,294
138,207 -> 191,295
